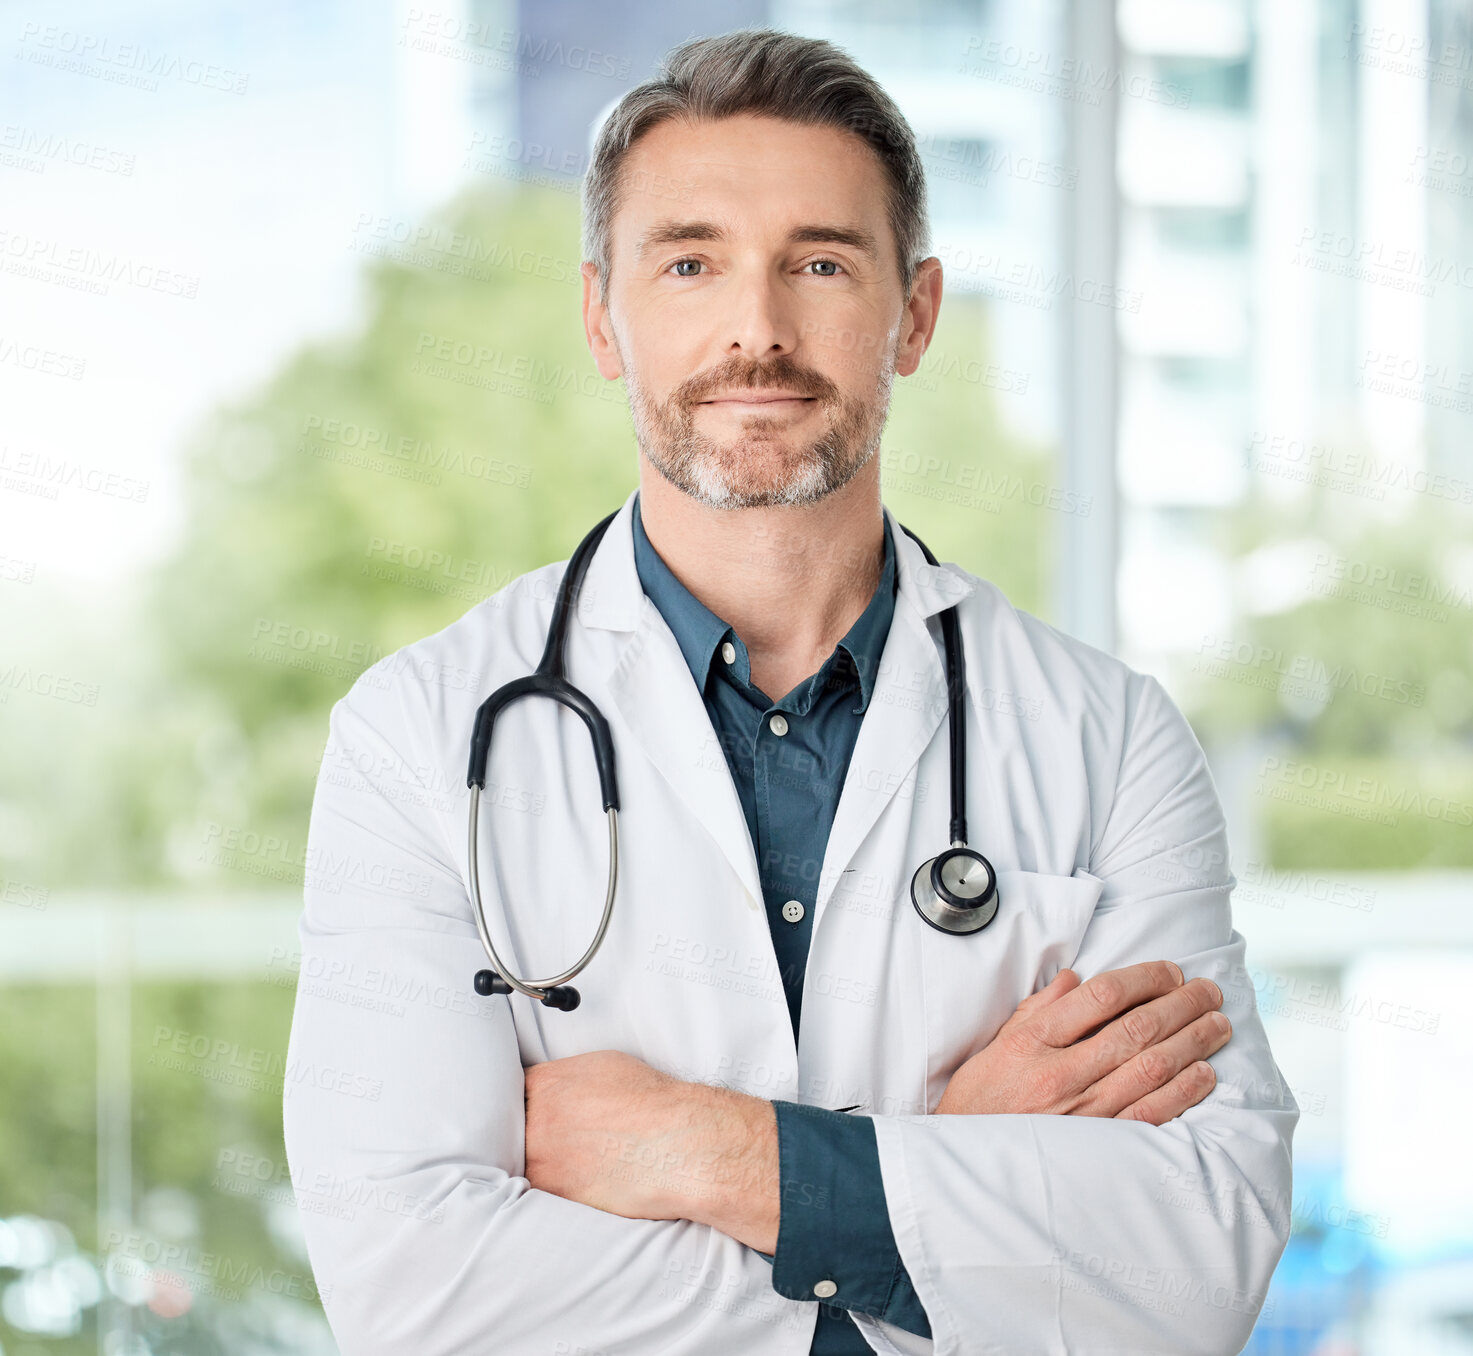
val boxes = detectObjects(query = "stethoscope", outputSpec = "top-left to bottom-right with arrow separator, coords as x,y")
464,508 -> 999,1010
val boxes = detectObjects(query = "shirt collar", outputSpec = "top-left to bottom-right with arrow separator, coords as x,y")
630,488 -> 897,715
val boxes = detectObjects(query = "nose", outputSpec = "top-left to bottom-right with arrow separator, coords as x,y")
723,264 -> 800,360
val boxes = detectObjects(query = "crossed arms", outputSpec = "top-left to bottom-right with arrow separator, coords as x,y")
518,959 -> 1234,1255
283,671 -> 1296,1355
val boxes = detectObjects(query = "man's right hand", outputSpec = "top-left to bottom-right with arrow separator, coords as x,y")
935,961 -> 1230,1125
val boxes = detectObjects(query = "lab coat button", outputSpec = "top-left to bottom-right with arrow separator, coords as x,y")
721,641 -> 736,664
781,899 -> 804,923
813,1279 -> 838,1299
769,713 -> 789,736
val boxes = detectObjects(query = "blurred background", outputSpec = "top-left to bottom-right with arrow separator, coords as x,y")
2,0 -> 1470,1351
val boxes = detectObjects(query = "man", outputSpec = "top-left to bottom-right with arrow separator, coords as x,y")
284,27 -> 1295,1356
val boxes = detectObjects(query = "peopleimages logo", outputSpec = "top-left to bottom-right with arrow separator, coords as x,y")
957,37 -> 1192,108
1247,429 -> 1473,505
1257,756 -> 1473,828
1307,550 -> 1472,621
1195,634 -> 1426,708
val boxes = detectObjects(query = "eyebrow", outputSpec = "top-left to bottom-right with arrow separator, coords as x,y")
633,219 -> 881,262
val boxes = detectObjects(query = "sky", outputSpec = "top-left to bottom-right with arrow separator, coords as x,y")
0,0 -> 477,589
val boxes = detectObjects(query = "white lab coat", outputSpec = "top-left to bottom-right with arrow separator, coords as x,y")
283,487 -> 1296,1356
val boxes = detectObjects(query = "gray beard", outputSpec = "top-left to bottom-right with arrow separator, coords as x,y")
622,350 -> 896,510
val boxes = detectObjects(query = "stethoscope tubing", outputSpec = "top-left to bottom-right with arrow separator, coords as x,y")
897,523 -> 969,848
466,793 -> 619,997
464,506 -> 995,1007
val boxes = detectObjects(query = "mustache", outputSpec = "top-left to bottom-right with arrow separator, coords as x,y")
680,362 -> 838,404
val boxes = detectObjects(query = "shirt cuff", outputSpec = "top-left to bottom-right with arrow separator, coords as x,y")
767,1100 -> 932,1338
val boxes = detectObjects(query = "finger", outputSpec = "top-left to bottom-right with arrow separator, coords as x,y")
1014,968 -> 1080,1016
1033,959 -> 1185,1047
1077,1010 -> 1232,1117
1113,1059 -> 1218,1126
1065,977 -> 1224,1087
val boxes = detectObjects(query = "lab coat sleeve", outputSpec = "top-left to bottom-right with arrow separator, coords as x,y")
282,677 -> 812,1355
868,673 -> 1298,1356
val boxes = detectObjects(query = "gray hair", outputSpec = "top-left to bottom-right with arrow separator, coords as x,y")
581,27 -> 931,306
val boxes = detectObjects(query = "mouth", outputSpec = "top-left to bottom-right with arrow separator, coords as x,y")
698,392 -> 818,409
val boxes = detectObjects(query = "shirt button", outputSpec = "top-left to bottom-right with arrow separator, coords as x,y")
813,1279 -> 838,1299
769,713 -> 789,736
781,899 -> 805,924
721,641 -> 736,664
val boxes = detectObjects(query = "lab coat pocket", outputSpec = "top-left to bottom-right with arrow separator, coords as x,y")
918,867 -> 1104,1111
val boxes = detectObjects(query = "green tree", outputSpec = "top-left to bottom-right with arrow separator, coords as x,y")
4,182 -> 1058,896
1171,472 -> 1473,867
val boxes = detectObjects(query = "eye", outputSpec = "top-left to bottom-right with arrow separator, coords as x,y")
668,258 -> 705,277
805,258 -> 844,277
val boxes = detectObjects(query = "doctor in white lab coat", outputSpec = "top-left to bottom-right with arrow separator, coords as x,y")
282,29 -> 1295,1356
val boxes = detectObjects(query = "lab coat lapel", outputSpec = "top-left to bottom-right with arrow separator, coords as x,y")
580,492 -> 765,909
814,508 -> 979,921
577,493 -> 978,930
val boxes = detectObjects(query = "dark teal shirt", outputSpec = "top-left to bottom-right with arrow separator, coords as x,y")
630,491 -> 931,1349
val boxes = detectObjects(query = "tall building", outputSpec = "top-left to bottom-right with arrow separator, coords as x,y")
1425,0 -> 1473,480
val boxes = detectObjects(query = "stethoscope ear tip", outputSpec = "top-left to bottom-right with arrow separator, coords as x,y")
474,969 -> 507,997
473,969 -> 581,1010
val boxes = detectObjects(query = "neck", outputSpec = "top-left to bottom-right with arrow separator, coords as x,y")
636,461 -> 886,703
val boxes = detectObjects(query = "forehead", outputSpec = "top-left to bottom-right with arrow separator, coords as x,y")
613,114 -> 890,253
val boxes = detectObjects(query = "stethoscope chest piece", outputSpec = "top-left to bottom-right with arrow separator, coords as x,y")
911,846 -> 1000,935
464,509 -> 1001,1016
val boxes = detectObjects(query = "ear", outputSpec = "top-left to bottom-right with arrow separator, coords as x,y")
582,261 -> 623,380
894,256 -> 943,379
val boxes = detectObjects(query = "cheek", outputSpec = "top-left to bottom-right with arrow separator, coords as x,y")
623,302 -> 706,370
801,315 -> 894,389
